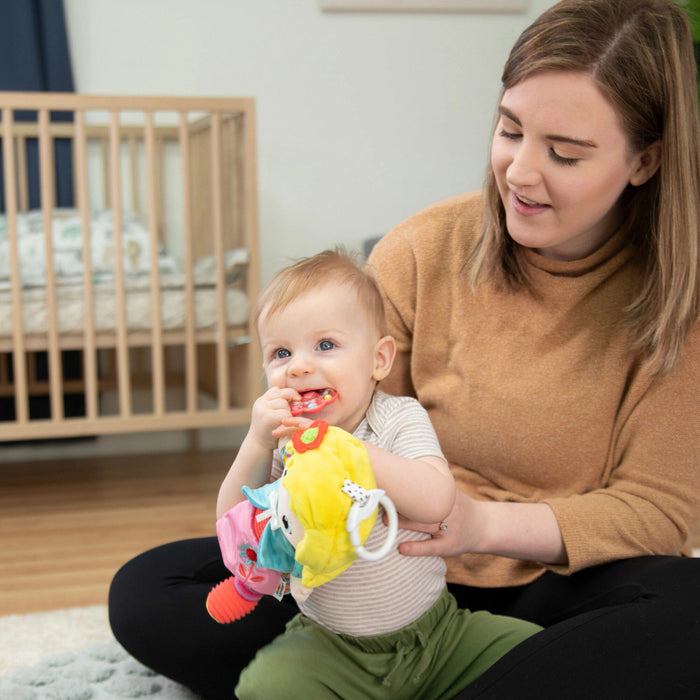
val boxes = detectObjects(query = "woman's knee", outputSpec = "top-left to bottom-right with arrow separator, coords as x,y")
108,538 -> 223,645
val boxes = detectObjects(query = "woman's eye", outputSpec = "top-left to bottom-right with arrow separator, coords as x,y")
274,348 -> 291,360
498,128 -> 521,140
549,149 -> 579,166
318,340 -> 335,351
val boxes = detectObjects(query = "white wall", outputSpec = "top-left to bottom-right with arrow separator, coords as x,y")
2,1 -> 557,461
63,0 -> 555,284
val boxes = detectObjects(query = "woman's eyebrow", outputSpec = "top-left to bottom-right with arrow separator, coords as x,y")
498,105 -> 597,149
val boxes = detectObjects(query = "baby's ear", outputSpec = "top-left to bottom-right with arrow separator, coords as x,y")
372,335 -> 396,382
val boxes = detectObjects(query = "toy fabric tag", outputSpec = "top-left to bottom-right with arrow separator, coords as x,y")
273,574 -> 291,601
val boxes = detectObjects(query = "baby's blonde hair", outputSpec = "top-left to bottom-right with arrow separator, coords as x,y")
255,247 -> 387,336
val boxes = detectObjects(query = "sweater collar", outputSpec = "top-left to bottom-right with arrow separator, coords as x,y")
521,225 -> 633,278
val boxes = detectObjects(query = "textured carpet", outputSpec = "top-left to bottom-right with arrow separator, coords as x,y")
0,607 -> 200,699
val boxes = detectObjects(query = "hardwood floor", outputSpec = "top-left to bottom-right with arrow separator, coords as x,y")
0,449 -> 232,616
2,448 -> 699,618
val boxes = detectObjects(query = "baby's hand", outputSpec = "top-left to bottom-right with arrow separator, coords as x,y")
249,387 -> 300,450
272,415 -> 315,442
273,416 -> 314,452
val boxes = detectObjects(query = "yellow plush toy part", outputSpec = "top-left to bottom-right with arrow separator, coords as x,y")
279,421 -> 395,589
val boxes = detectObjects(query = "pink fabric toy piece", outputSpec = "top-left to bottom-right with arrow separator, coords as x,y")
206,499 -> 290,623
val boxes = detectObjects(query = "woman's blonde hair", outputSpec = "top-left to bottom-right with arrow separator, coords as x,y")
255,247 -> 387,336
468,0 -> 700,375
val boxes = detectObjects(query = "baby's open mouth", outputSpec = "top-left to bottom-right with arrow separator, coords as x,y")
289,389 -> 338,416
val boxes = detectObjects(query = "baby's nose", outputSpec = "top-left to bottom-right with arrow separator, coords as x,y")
288,353 -> 313,376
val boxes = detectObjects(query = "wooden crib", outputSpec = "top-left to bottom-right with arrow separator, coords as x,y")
0,92 -> 260,443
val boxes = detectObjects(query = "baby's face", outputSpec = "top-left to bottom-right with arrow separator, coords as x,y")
259,282 -> 382,433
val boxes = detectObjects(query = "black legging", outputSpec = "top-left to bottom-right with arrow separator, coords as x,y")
108,538 -> 700,699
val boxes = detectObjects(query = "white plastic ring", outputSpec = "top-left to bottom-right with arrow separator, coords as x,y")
348,493 -> 398,562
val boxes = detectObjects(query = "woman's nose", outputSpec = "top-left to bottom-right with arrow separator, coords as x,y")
506,141 -> 541,188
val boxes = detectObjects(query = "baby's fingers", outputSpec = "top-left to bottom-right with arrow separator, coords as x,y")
282,416 -> 314,431
271,417 -> 314,440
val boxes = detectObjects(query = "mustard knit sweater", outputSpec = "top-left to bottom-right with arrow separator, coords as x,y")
369,191 -> 700,588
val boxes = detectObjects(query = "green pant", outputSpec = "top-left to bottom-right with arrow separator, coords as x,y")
235,587 -> 542,699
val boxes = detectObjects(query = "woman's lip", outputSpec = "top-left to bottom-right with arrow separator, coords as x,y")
510,191 -> 551,216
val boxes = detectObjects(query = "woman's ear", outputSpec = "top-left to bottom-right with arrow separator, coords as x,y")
372,335 -> 396,382
630,140 -> 662,186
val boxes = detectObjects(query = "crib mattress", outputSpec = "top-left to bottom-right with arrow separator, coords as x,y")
0,208 -> 250,339
0,272 -> 249,338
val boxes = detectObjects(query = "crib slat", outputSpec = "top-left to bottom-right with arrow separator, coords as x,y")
210,111 -> 229,411
2,108 -> 29,424
179,111 -> 198,415
109,110 -> 132,418
129,135 -> 140,214
242,103 -> 262,410
155,137 -> 165,244
101,138 -> 110,209
144,111 -> 165,416
16,135 -> 28,212
38,109 -> 65,421
74,110 -> 99,421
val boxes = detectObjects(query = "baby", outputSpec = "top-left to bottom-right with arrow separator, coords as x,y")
216,248 -> 541,699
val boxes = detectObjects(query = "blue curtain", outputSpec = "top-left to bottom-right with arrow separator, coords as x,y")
0,0 -> 83,428
0,0 -> 75,211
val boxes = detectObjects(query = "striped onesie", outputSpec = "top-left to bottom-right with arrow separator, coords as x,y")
236,389 -> 542,699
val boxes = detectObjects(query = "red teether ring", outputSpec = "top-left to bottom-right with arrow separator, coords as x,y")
289,389 -> 337,416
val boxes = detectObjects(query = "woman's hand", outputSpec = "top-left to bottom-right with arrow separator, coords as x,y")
394,490 -> 568,565
395,489 -> 477,558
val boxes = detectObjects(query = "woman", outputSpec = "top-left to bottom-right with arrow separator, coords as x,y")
368,0 -> 700,696
109,1 -> 700,697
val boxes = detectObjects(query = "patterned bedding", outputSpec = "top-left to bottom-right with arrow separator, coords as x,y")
0,208 -> 249,336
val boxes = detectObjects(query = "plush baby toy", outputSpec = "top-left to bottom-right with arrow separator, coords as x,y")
206,421 -> 398,623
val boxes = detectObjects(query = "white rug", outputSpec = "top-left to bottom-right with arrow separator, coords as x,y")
0,606 -> 200,699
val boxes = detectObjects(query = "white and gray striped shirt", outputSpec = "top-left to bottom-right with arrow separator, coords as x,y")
273,390 -> 447,636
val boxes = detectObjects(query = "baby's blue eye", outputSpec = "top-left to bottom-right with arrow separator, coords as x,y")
318,340 -> 335,351
275,348 -> 291,359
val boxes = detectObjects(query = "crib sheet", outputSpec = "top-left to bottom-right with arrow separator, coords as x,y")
0,272 -> 249,338
0,208 -> 250,337
0,208 -> 177,285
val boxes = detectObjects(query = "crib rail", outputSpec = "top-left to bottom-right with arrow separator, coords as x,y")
0,93 -> 260,442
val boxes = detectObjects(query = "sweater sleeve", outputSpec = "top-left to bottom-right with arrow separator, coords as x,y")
367,227 -> 418,399
544,322 -> 700,574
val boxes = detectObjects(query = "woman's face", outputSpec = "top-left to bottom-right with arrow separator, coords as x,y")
491,71 -> 650,261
